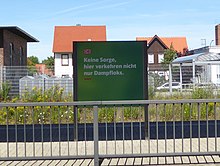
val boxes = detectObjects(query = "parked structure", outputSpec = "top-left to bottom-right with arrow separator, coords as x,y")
52,25 -> 107,78
172,23 -> 220,88
172,46 -> 220,87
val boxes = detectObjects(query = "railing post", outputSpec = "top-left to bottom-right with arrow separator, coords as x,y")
144,105 -> 148,139
93,106 -> 99,166
169,64 -> 172,94
192,60 -> 195,89
74,106 -> 78,141
180,63 -> 183,92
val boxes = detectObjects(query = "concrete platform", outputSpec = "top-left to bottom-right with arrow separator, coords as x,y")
0,138 -> 220,165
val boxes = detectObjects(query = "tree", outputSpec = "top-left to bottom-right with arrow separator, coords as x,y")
161,44 -> 177,66
27,56 -> 39,66
42,56 -> 54,68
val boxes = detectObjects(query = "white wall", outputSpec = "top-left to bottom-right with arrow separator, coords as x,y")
54,53 -> 73,78
211,65 -> 217,84
209,46 -> 220,53
211,65 -> 220,85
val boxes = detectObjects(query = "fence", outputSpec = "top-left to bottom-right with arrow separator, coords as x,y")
19,75 -> 73,97
1,65 -> 220,98
0,65 -> 177,97
0,66 -> 73,97
0,99 -> 220,165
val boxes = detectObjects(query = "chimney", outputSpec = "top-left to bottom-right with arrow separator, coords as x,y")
215,24 -> 220,45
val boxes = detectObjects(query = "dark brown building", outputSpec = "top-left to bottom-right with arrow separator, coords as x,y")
215,24 -> 220,45
0,26 -> 38,66
137,35 -> 188,65
137,35 -> 188,72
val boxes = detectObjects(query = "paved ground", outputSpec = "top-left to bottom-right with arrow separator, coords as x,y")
1,156 -> 220,165
1,138 -> 219,157
0,138 -> 220,165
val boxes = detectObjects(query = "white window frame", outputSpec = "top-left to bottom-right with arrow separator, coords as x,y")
148,54 -> 154,64
158,53 -> 164,63
61,54 -> 69,66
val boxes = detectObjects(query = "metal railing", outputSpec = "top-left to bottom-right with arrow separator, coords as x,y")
0,99 -> 220,165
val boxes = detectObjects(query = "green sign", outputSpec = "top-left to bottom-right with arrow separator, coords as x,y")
73,41 -> 147,101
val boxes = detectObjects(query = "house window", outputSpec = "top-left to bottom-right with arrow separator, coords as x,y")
148,54 -> 154,63
9,43 -> 14,66
158,54 -> 164,63
61,54 -> 69,66
19,47 -> 23,65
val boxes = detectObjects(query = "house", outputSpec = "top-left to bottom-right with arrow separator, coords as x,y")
137,35 -> 188,79
35,64 -> 54,76
136,35 -> 188,65
0,26 -> 38,96
136,35 -> 188,66
0,26 -> 38,66
52,25 -> 107,78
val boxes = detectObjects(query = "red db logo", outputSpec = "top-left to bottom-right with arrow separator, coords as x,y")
83,49 -> 92,55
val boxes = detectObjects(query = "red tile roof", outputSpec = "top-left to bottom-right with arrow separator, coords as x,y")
136,35 -> 188,54
53,26 -> 106,53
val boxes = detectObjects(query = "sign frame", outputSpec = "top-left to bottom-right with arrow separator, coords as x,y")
73,41 -> 148,101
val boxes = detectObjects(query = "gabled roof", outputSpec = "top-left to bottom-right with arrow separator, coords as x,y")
148,35 -> 169,49
53,25 -> 107,53
136,35 -> 188,54
0,26 -> 39,42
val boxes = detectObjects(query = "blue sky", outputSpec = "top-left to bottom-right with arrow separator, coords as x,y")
1,0 -> 220,61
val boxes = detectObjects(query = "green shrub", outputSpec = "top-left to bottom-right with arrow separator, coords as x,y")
0,83 -> 220,124
0,81 -> 11,101
0,85 -> 73,124
148,86 -> 155,99
98,107 -> 115,123
192,87 -> 214,99
21,85 -> 72,102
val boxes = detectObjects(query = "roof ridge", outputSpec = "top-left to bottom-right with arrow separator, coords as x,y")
160,36 -> 186,38
55,25 -> 106,27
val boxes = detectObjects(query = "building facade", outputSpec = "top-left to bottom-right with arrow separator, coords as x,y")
215,24 -> 220,45
137,35 -> 188,79
137,35 -> 188,66
0,26 -> 38,66
53,25 -> 107,78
